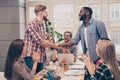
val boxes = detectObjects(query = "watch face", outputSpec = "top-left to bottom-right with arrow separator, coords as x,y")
91,74 -> 94,78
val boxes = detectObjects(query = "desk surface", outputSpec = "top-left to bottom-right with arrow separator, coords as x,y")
34,58 -> 120,80
34,64 -> 85,80
35,68 -> 84,80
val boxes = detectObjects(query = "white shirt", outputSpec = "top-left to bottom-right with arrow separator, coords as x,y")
84,27 -> 90,56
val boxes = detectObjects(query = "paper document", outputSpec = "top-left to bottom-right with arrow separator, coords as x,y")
74,59 -> 85,65
44,65 -> 57,70
70,64 -> 85,70
61,76 -> 80,80
64,70 -> 85,76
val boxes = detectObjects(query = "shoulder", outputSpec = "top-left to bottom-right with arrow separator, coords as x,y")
92,19 -> 105,30
13,60 -> 24,70
99,63 -> 113,75
13,60 -> 22,66
27,19 -> 37,27
90,18 -> 104,26
96,62 -> 108,74
98,62 -> 107,69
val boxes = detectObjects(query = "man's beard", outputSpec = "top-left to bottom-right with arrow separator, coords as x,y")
43,16 -> 49,21
79,14 -> 86,21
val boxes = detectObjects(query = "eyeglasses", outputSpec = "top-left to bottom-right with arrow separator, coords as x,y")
64,35 -> 71,37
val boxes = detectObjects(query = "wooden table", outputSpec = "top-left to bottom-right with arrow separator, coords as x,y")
34,65 -> 85,80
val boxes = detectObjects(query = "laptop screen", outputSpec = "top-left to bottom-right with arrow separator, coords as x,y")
57,53 -> 74,65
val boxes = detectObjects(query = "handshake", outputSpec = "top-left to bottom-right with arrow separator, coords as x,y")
53,43 -> 71,53
53,43 -> 65,50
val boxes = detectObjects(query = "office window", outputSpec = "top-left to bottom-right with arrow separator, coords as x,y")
109,3 -> 120,20
53,4 -> 74,34
111,30 -> 120,52
92,5 -> 100,19
79,5 -> 100,19
79,5 -> 89,11
111,30 -> 120,45
28,7 -> 36,22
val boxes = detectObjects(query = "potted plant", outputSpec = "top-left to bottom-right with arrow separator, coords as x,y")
45,21 -> 63,42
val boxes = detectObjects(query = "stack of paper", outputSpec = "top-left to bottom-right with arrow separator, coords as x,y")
64,70 -> 85,76
70,64 -> 85,70
74,59 -> 85,65
44,65 -> 57,70
61,76 -> 80,80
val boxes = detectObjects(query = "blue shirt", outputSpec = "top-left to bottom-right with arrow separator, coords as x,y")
72,18 -> 108,61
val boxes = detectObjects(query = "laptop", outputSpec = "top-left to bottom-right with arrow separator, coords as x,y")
57,54 -> 74,65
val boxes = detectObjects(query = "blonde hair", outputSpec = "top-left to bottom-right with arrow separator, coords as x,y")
34,4 -> 46,15
97,40 -> 120,80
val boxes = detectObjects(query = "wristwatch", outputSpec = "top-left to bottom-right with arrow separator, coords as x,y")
91,74 -> 94,78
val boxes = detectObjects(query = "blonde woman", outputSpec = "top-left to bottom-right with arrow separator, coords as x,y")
82,38 -> 120,80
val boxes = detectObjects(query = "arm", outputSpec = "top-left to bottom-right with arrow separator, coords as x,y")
59,26 -> 82,47
40,40 -> 59,49
97,21 -> 108,38
28,25 -> 59,49
71,45 -> 77,56
72,26 -> 82,45
59,40 -> 74,47
83,55 -> 111,80
13,62 -> 36,80
71,45 -> 77,62
90,66 -> 115,80
13,52 -> 40,80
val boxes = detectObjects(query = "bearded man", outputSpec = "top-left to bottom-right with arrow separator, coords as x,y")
24,4 -> 59,73
59,7 -> 109,80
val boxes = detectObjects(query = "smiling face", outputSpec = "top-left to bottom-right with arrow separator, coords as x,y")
64,32 -> 72,42
79,8 -> 87,21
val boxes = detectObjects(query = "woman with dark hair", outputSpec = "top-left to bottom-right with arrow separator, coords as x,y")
4,39 -> 40,80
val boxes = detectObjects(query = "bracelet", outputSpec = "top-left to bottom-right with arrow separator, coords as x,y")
91,74 -> 94,78
90,74 -> 97,80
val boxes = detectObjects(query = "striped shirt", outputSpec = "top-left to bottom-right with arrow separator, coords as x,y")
24,18 -> 46,62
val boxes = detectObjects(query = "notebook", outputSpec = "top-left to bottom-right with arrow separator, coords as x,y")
57,54 -> 74,65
